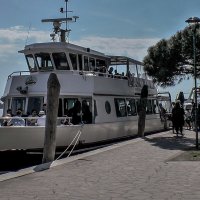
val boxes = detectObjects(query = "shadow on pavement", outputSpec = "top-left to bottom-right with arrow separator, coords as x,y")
143,133 -> 195,151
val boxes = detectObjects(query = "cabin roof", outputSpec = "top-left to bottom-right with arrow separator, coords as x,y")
108,56 -> 143,66
19,43 -> 143,67
19,42 -> 109,58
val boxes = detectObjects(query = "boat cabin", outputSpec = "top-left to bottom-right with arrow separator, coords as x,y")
1,41 -> 158,125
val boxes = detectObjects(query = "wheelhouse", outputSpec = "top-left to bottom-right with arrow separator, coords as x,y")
20,43 -> 110,73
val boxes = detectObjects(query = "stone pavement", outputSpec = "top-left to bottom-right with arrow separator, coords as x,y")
0,129 -> 200,200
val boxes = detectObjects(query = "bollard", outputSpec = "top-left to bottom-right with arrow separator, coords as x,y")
138,85 -> 148,138
42,73 -> 60,164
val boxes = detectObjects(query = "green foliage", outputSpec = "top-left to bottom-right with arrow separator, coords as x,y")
143,26 -> 200,87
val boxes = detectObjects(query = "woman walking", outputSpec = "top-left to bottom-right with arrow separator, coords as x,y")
172,101 -> 185,136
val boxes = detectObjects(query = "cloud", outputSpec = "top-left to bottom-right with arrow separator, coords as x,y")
0,26 -> 49,59
72,36 -> 160,61
0,26 -> 160,61
0,26 -> 49,43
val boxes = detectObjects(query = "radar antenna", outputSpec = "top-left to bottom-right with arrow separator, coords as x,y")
41,0 -> 79,42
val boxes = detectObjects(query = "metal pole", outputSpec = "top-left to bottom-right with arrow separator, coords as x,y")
193,27 -> 198,149
65,0 -> 68,31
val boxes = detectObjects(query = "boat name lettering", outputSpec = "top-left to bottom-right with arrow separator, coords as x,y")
25,76 -> 37,85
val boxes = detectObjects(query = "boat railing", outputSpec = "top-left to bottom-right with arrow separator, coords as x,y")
0,116 -> 72,127
8,71 -> 30,79
7,70 -> 155,89
78,70 -> 129,80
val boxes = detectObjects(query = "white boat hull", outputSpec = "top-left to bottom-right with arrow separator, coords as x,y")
0,116 -> 166,151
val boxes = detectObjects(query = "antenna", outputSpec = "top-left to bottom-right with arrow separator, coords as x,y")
41,0 -> 79,42
25,23 -> 32,45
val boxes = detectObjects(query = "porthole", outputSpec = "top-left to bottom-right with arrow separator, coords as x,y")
105,101 -> 111,114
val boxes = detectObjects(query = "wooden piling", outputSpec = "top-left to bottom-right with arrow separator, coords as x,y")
42,73 -> 60,163
138,85 -> 148,138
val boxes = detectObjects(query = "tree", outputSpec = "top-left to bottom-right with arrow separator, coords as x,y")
143,26 -> 200,87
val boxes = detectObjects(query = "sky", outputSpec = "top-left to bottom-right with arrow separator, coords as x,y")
0,0 -> 200,101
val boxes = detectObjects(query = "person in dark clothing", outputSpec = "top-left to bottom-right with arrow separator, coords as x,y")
82,100 -> 92,124
172,101 -> 185,136
171,102 -> 175,133
68,100 -> 82,125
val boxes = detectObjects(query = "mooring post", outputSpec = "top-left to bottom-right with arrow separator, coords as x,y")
138,85 -> 148,138
42,73 -> 60,163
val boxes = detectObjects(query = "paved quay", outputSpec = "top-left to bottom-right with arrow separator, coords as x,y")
0,129 -> 200,200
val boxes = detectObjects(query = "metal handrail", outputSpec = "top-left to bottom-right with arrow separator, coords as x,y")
8,71 -> 30,79
0,116 -> 72,126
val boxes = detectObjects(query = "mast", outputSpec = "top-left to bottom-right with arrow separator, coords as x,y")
41,0 -> 79,42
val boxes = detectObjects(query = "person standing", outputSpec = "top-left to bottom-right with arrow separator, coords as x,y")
27,109 -> 38,126
172,101 -> 185,136
82,100 -> 92,124
68,100 -> 82,125
171,102 -> 175,133
185,108 -> 192,130
37,110 -> 46,126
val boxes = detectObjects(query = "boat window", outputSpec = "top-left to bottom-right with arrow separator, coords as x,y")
89,57 -> 95,71
69,53 -> 77,70
11,97 -> 26,115
26,54 -> 37,72
114,98 -> 127,117
96,59 -> 106,68
94,99 -> 97,119
8,98 -> 11,110
84,56 -> 89,71
63,98 -> 78,116
97,59 -> 107,75
135,99 -> 140,114
115,65 -> 126,77
126,99 -> 137,116
153,99 -> 159,114
27,97 -> 43,115
58,98 -> 63,117
78,54 -> 83,70
146,99 -> 153,114
52,53 -> 70,70
129,64 -> 137,77
105,101 -> 111,114
35,53 -> 53,71
137,65 -> 146,79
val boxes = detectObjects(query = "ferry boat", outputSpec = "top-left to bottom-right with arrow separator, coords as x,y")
0,1 -> 171,151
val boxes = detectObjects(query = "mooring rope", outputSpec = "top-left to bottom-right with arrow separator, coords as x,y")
54,124 -> 84,161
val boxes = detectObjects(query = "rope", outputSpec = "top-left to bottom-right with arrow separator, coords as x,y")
54,124 -> 84,161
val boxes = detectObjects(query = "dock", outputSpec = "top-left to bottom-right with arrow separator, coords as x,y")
0,130 -> 200,200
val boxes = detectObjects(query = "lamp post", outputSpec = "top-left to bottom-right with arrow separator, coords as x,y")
185,17 -> 200,149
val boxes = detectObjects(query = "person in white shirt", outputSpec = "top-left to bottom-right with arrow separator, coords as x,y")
37,110 -> 46,126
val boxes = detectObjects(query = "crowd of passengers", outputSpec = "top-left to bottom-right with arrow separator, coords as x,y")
90,66 -> 129,79
1,100 -> 92,126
